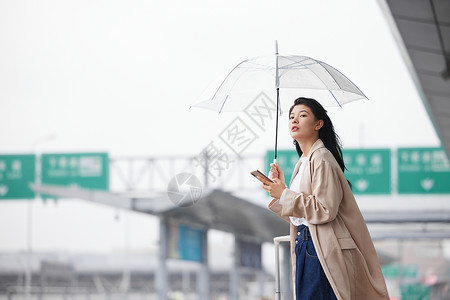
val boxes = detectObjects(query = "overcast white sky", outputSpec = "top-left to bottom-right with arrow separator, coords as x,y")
0,0 -> 441,254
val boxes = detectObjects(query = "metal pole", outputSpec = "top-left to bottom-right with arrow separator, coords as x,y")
398,239 -> 403,288
204,151 -> 208,188
25,199 -> 32,300
120,211 -> 130,297
25,155 -> 38,299
275,88 -> 280,160
273,235 -> 290,300
267,40 -> 279,179
274,240 -> 281,300
258,268 -> 265,300
27,134 -> 56,299
198,229 -> 210,300
281,242 -> 292,299
182,271 -> 190,296
274,40 -> 280,161
157,217 -> 168,300
230,236 -> 240,300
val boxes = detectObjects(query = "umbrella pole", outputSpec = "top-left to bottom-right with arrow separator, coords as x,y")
274,40 -> 279,165
268,41 -> 280,180
275,87 -> 279,161
268,87 -> 279,180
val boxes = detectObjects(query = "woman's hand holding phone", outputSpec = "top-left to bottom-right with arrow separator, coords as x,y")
251,163 -> 286,199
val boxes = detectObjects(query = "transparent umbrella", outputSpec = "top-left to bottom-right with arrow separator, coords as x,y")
191,42 -> 368,162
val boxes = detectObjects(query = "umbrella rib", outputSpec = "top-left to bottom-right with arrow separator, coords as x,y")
301,61 -> 344,107
238,62 -> 274,78
328,90 -> 342,108
209,66 -> 240,105
239,64 -> 273,71
278,58 -> 318,81
238,60 -> 282,85
280,61 -> 318,70
301,62 -> 332,89
279,56 -> 313,70
244,57 -> 313,79
282,55 -> 310,63
209,60 -> 253,110
216,64 -> 261,112
218,95 -> 228,114
317,61 -> 343,91
241,59 -> 274,70
276,58 -> 310,82
317,61 -> 367,98
320,62 -> 367,98
282,56 -> 311,66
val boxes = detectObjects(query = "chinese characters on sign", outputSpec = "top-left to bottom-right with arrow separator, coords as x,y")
397,148 -> 450,194
0,155 -> 35,199
343,149 -> 391,194
41,153 -> 109,190
267,149 -> 391,195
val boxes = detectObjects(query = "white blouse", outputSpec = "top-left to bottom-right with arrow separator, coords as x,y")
279,156 -> 309,226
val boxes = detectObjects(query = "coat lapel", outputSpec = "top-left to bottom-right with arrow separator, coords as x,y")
290,139 -> 325,187
289,160 -> 301,187
307,139 -> 326,160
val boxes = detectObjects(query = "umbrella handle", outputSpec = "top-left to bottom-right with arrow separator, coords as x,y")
268,158 -> 278,180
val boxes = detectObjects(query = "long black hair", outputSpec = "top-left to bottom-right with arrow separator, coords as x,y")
289,97 -> 351,188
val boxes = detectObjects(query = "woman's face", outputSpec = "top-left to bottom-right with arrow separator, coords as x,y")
289,104 -> 322,142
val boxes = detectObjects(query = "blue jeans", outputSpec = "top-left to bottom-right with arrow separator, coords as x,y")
295,225 -> 337,300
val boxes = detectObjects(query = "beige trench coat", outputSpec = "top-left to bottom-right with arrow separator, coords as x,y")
268,139 -> 389,300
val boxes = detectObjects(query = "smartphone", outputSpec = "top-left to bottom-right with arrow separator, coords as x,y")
250,170 -> 274,183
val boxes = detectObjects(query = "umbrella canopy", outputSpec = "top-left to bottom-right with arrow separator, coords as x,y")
191,54 -> 367,114
191,49 -> 368,161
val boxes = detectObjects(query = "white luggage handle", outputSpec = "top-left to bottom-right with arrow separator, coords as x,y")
274,235 -> 290,300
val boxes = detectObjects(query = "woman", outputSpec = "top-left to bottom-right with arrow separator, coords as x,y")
259,97 -> 389,300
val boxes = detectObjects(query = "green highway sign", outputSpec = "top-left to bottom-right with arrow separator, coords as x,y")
343,149 -> 391,194
381,263 -> 418,279
266,149 -> 391,194
398,148 -> 450,194
41,153 -> 109,190
0,155 -> 35,199
400,283 -> 430,300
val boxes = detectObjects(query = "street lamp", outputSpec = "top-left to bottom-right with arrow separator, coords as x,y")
25,134 -> 57,299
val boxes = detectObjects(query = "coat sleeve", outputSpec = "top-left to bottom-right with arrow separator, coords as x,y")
268,198 -> 292,223
279,159 -> 343,225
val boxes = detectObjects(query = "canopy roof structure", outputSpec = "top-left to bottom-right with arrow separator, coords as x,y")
160,189 -> 289,243
379,0 -> 450,156
31,183 -> 450,241
30,183 -> 289,243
